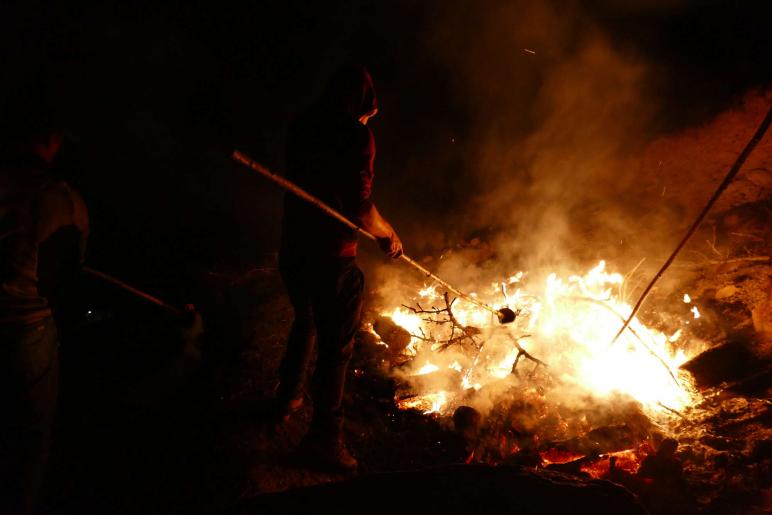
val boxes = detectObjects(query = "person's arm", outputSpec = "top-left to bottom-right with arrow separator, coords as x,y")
342,126 -> 402,258
36,182 -> 90,320
36,182 -> 89,263
360,203 -> 402,258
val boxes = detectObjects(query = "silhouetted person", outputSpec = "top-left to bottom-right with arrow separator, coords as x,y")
274,65 -> 402,471
0,98 -> 88,514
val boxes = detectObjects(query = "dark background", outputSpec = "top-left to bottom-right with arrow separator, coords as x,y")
1,0 -> 770,297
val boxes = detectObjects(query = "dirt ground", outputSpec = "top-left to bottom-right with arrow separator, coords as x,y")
45,246 -> 770,514
45,263 -> 469,515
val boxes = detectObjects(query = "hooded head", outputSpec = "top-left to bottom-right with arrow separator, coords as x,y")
318,65 -> 378,121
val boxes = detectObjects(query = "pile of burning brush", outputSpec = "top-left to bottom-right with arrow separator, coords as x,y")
363,260 -> 707,490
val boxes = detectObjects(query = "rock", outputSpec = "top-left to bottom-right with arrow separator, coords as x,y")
453,406 -> 481,445
352,329 -> 391,373
357,328 -> 382,347
699,435 -> 733,451
750,439 -> 772,460
723,368 -> 772,396
715,285 -> 738,299
372,316 -> 412,352
680,339 -> 765,387
751,290 -> 772,346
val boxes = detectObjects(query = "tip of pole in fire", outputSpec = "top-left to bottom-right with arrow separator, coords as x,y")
231,149 -> 520,325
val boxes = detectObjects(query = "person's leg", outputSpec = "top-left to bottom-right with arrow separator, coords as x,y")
275,255 -> 316,416
0,319 -> 59,515
304,258 -> 363,468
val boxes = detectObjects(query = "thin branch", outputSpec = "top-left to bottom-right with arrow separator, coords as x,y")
657,402 -> 686,419
402,292 -> 481,352
507,335 -> 548,377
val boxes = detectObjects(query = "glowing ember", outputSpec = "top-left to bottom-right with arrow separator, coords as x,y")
580,449 -> 645,478
540,448 -> 586,465
397,392 -> 449,414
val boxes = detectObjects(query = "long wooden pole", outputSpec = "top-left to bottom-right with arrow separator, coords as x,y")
611,105 -> 772,344
232,150 -> 511,321
83,266 -> 182,316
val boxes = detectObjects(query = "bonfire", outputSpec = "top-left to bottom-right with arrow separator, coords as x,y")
371,260 -> 702,475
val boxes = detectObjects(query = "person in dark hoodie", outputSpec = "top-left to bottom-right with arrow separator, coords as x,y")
274,65 -> 402,471
0,96 -> 88,514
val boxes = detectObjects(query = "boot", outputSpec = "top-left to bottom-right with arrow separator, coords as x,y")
298,431 -> 358,472
273,395 -> 303,424
264,383 -> 304,434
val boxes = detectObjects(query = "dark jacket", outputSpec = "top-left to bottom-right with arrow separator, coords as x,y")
281,66 -> 378,257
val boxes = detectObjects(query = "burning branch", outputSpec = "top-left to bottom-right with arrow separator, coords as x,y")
402,292 -> 482,351
507,334 -> 548,377
403,290 -> 547,391
404,291 -> 547,378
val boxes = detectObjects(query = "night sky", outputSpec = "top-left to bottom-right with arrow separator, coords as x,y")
1,0 -> 770,294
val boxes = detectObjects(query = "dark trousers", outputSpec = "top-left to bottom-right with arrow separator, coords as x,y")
0,318 -> 59,515
277,253 -> 364,438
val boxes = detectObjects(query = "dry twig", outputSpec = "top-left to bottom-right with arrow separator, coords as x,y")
402,292 -> 482,351
507,334 -> 548,377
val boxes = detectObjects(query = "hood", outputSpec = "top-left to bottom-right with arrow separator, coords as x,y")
317,65 -> 378,119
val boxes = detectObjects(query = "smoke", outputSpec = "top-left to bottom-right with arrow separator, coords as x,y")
424,1 -> 671,273
371,1 -> 671,311
369,1 -> 739,423
367,0 -> 768,304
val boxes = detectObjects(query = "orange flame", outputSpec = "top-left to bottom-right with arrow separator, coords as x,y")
386,261 -> 701,416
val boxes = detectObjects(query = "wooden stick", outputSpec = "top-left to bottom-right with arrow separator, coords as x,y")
611,105 -> 772,344
83,266 -> 182,316
232,150 -> 506,320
